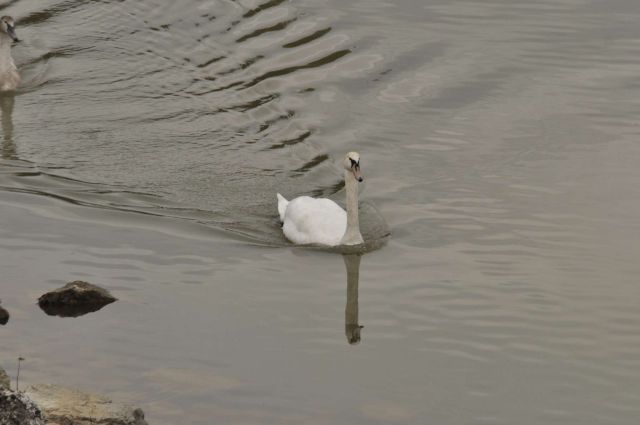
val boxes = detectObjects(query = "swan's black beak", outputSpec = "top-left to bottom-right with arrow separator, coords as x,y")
7,25 -> 18,42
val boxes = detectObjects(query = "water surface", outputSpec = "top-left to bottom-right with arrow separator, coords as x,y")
1,0 -> 640,424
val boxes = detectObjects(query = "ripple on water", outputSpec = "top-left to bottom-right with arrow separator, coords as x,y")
2,0 -> 640,424
1,0 -> 384,245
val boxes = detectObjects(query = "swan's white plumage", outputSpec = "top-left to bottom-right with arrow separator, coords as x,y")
276,193 -> 289,222
278,194 -> 347,246
278,152 -> 365,246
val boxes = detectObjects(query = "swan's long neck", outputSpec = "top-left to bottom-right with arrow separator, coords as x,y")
341,170 -> 364,245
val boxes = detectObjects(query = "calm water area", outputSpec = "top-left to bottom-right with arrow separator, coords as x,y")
1,0 -> 640,423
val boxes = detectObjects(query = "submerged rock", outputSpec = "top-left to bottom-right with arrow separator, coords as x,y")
0,367 -> 147,424
0,388 -> 46,425
26,384 -> 147,425
38,281 -> 117,318
0,304 -> 8,325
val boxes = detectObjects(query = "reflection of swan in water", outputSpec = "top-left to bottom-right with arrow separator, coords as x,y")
277,152 -> 365,246
0,16 -> 20,92
0,94 -> 15,158
343,254 -> 364,345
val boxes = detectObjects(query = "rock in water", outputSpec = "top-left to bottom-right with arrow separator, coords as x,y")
26,384 -> 148,425
38,281 -> 117,318
0,388 -> 46,425
0,304 -> 8,325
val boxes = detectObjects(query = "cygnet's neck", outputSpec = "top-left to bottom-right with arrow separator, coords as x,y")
0,33 -> 15,72
341,170 -> 364,245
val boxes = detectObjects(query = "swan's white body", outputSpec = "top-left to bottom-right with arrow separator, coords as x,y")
0,16 -> 19,92
278,194 -> 348,246
277,152 -> 365,246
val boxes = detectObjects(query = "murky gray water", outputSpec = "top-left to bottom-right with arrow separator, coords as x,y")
1,0 -> 640,423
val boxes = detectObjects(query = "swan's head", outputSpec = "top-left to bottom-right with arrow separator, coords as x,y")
0,16 -> 18,42
343,152 -> 363,182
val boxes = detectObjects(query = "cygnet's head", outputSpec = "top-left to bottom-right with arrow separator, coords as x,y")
343,151 -> 363,182
0,16 -> 18,42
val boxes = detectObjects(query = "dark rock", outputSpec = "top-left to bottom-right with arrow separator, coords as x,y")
0,304 -> 8,325
38,281 -> 117,318
0,388 -> 46,425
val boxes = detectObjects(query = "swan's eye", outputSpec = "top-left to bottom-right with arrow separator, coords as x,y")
350,158 -> 358,167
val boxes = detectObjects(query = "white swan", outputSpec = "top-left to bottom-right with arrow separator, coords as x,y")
277,152 -> 365,246
0,16 -> 20,92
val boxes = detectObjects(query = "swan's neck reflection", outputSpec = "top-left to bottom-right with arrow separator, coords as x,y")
343,254 -> 363,345
0,94 -> 15,159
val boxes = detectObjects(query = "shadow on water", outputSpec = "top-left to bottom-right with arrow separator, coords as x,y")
343,254 -> 363,345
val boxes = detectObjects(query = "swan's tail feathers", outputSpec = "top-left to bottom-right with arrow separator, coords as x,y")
277,193 -> 289,222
